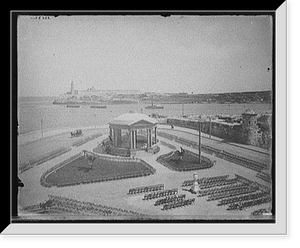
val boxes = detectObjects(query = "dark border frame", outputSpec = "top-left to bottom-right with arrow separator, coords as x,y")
7,8 -> 282,232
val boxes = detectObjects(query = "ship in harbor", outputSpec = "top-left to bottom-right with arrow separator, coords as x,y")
90,105 -> 107,109
145,102 -> 164,109
145,100 -> 164,109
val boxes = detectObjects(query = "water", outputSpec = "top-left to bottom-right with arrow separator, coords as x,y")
18,97 -> 272,135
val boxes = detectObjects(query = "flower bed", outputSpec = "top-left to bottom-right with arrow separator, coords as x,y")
156,150 -> 213,172
157,131 -> 268,172
40,153 -> 156,188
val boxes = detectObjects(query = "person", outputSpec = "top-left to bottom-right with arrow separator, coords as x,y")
171,124 -> 174,129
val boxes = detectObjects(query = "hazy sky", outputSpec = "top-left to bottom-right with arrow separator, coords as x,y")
17,15 -> 273,97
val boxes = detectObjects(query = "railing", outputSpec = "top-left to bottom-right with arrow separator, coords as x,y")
19,147 -> 72,174
40,152 -> 82,188
40,152 -> 156,188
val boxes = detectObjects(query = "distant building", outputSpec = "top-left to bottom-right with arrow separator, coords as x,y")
70,82 -> 74,95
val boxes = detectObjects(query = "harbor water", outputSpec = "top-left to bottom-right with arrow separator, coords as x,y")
18,97 -> 272,135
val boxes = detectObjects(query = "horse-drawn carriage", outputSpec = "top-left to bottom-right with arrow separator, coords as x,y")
70,129 -> 82,138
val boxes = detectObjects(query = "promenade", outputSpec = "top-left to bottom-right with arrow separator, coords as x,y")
17,125 -> 272,220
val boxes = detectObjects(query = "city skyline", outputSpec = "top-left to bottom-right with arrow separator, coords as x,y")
17,15 -> 273,97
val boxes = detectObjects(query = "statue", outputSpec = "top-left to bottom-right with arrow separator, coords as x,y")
178,147 -> 185,160
190,173 -> 200,194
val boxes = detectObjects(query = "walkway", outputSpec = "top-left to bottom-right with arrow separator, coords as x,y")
157,125 -> 271,166
18,125 -> 272,220
158,124 -> 270,155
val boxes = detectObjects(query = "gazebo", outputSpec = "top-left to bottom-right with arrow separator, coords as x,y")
108,113 -> 158,151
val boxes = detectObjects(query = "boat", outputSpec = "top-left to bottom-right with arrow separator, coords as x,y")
67,105 -> 80,108
145,100 -> 164,109
90,105 -> 107,109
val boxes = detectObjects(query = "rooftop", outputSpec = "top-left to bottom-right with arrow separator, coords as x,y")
109,113 -> 158,127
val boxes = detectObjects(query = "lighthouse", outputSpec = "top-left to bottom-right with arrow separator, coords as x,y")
70,82 -> 74,95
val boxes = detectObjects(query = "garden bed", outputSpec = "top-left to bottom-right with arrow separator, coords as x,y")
41,154 -> 156,187
156,150 -> 213,172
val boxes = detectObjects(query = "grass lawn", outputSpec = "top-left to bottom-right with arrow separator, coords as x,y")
44,156 -> 155,187
157,150 -> 213,172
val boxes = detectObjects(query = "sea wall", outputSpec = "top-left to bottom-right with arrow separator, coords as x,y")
167,118 -> 244,143
166,118 -> 271,149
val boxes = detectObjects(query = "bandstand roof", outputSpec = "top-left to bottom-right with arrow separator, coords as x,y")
109,113 -> 158,128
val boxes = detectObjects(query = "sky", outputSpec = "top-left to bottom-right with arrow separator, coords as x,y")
17,15 -> 273,97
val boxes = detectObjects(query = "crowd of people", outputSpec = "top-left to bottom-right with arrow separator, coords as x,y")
143,188 -> 178,200
161,198 -> 195,211
154,194 -> 186,206
128,184 -> 165,195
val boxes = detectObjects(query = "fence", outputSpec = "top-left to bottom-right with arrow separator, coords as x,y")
40,153 -> 156,188
19,147 -> 72,174
40,152 -> 82,188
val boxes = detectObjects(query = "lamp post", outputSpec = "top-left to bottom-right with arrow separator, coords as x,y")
41,117 -> 44,138
209,115 -> 212,139
198,120 -> 201,164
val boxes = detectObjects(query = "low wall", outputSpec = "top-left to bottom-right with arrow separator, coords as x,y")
167,118 -> 244,143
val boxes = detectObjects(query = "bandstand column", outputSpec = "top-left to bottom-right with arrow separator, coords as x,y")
134,130 -> 137,149
129,129 -> 133,149
113,128 -> 117,145
114,128 -> 121,147
109,127 -> 112,139
147,128 -> 152,148
154,126 -> 157,144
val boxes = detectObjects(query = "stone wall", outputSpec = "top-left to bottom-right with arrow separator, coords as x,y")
167,118 -> 244,143
167,118 -> 271,149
